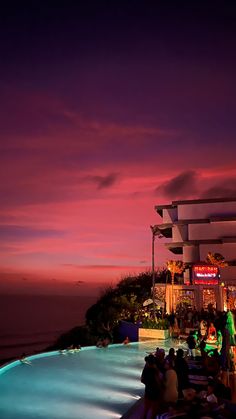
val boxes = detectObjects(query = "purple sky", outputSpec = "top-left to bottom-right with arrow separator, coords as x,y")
1,1 -> 236,295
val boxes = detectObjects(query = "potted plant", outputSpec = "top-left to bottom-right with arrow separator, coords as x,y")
138,318 -> 170,340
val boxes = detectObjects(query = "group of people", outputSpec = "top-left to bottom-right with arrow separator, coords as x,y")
140,347 -> 189,419
96,335 -> 130,348
139,308 -> 236,418
186,314 -> 236,373
59,344 -> 81,354
96,336 -> 111,348
167,307 -> 235,338
186,322 -> 221,357
140,345 -> 233,419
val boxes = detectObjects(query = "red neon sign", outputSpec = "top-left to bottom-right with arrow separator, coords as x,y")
193,264 -> 219,285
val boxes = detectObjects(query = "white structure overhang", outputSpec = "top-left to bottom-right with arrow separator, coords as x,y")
166,237 -> 236,255
155,197 -> 236,217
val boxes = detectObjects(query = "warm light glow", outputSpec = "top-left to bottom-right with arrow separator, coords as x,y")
193,264 -> 219,285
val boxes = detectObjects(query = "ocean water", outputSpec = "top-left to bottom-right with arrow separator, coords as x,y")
0,294 -> 97,363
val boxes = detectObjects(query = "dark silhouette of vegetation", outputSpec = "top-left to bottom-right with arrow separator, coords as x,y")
85,269 -> 170,336
49,269 -> 177,350
48,325 -> 97,351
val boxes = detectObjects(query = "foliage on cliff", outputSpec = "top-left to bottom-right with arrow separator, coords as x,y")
85,269 -> 168,338
50,269 -> 169,349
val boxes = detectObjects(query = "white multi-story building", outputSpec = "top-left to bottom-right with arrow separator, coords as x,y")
155,197 -> 236,312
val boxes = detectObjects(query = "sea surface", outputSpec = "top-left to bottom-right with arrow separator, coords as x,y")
0,294 -> 97,363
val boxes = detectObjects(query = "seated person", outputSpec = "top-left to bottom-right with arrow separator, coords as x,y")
207,322 -> 217,341
199,380 -> 218,406
96,338 -> 104,348
199,319 -> 207,339
123,336 -> 130,345
20,353 -> 31,364
102,337 -> 111,347
214,378 -> 232,401
66,344 -> 75,354
66,344 -> 81,353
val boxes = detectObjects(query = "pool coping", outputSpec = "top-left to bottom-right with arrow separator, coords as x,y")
0,342 -> 148,418
3,339 -> 183,418
0,341 -> 155,374
0,345 -> 103,374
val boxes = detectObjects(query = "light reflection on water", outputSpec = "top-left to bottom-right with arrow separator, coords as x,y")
0,340 -> 187,419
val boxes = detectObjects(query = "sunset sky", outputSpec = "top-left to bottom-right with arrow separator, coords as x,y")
1,1 -> 236,295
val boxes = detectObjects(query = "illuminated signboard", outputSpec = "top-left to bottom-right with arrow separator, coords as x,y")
192,264 -> 219,285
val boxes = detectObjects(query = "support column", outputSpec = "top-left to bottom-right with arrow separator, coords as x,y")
217,284 -> 224,311
166,284 -> 171,314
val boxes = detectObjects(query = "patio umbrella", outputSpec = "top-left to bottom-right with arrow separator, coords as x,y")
143,298 -> 153,307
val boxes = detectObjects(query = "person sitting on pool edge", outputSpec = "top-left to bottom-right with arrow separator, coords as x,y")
96,336 -> 111,348
64,344 -> 81,353
20,353 -> 31,365
102,337 -> 111,347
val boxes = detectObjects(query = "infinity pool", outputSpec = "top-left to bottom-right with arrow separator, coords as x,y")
0,340 -> 186,419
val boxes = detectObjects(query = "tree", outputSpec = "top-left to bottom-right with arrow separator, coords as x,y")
166,260 -> 185,312
206,252 -> 228,268
51,270 -> 170,349
85,270 -> 167,339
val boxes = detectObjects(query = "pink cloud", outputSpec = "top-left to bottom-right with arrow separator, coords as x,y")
1,86 -> 236,294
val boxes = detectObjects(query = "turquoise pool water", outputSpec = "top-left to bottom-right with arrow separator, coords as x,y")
0,340 -> 187,419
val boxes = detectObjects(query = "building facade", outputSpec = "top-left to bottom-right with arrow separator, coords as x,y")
155,197 -> 236,312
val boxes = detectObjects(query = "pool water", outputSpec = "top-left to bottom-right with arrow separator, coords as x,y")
0,340 -> 187,419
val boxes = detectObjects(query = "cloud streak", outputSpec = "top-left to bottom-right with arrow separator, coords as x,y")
201,178 -> 236,199
87,172 -> 119,189
155,170 -> 199,200
1,2 -> 236,293
0,225 -> 64,242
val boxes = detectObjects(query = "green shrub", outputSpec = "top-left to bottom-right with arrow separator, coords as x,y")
141,318 -> 169,330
